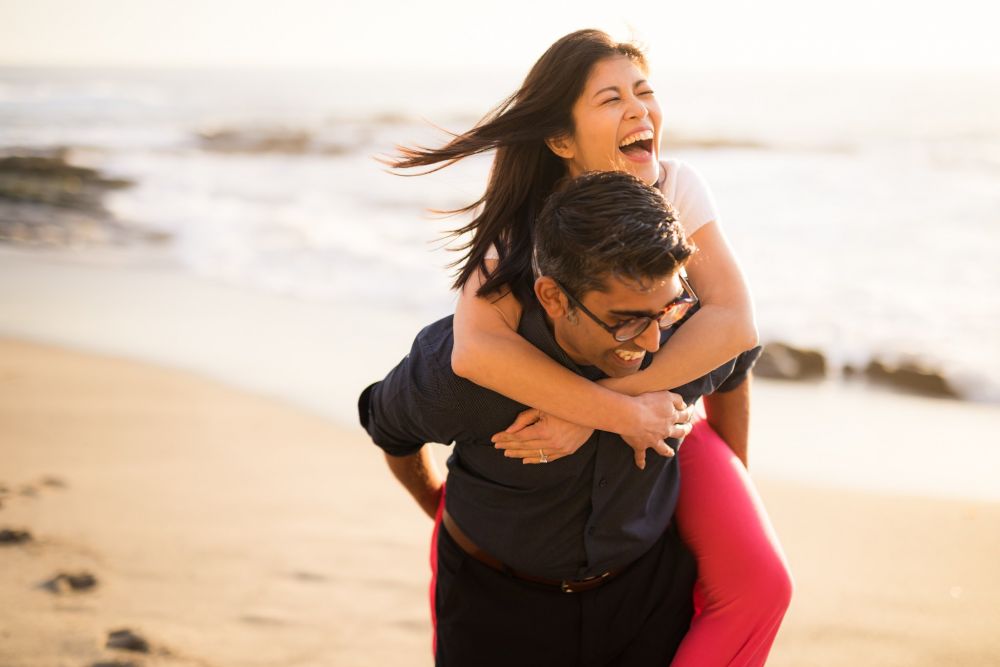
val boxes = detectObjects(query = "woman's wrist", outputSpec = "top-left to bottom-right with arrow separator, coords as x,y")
601,390 -> 643,436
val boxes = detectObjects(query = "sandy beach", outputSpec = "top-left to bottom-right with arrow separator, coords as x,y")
2,337 -> 999,667
3,14 -> 1000,667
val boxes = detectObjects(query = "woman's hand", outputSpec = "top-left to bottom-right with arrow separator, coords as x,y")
621,390 -> 696,470
491,409 -> 594,464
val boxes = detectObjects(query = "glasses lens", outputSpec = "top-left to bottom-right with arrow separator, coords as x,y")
658,302 -> 693,329
615,318 -> 653,342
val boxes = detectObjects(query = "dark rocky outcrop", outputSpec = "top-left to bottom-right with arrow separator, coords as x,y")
863,359 -> 960,399
198,127 -> 312,154
0,153 -> 131,210
0,149 -> 167,246
198,126 -> 355,155
754,342 -> 827,381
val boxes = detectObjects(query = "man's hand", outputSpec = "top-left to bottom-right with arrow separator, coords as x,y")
491,409 -> 594,464
622,390 -> 696,470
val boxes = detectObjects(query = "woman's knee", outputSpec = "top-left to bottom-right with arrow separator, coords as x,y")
747,552 -> 794,615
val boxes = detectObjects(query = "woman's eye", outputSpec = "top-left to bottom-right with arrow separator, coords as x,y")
601,97 -> 621,105
639,89 -> 655,96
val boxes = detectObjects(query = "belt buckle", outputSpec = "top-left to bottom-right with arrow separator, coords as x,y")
560,570 -> 612,594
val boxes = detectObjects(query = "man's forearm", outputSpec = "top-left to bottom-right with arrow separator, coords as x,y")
702,376 -> 752,468
384,446 -> 444,520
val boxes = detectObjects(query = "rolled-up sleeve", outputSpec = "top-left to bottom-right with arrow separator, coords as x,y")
358,328 -> 459,457
716,345 -> 763,393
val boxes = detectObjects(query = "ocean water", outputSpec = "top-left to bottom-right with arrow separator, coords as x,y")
1,66 -> 999,400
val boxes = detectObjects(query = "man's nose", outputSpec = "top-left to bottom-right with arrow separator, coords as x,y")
635,321 -> 661,353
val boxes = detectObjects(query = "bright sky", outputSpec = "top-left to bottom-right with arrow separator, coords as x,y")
1,0 -> 998,71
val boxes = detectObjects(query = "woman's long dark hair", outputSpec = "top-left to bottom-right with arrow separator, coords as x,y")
387,29 -> 647,301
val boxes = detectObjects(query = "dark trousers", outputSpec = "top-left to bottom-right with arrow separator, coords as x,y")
434,523 -> 695,667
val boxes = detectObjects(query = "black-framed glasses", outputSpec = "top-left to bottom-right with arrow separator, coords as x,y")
555,274 -> 698,342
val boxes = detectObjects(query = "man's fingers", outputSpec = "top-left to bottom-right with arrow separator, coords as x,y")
633,448 -> 647,470
668,422 -> 693,440
652,439 -> 676,457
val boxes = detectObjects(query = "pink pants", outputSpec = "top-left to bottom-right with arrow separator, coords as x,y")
429,420 -> 793,665
669,419 -> 793,666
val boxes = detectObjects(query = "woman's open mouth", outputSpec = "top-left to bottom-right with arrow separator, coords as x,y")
618,129 -> 655,161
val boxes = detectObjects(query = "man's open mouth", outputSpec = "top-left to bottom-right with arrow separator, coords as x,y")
614,349 -> 645,362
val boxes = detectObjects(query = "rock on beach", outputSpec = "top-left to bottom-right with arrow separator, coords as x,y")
754,342 -> 827,381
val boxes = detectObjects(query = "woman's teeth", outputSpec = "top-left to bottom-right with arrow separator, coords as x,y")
618,130 -> 654,148
614,349 -> 645,362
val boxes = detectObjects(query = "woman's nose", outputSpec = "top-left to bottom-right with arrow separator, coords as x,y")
625,96 -> 649,120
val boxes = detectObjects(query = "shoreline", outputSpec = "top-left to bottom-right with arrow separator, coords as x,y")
2,248 -> 1000,503
2,338 -> 999,666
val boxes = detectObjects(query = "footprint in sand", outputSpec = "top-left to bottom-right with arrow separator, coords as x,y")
39,475 -> 68,490
0,476 -> 68,503
0,528 -> 32,544
40,570 -> 98,593
105,628 -> 151,653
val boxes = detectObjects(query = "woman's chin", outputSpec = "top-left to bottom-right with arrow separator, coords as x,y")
631,160 -> 660,186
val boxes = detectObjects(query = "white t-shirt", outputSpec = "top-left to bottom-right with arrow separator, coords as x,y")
485,159 -> 718,260
656,159 -> 718,239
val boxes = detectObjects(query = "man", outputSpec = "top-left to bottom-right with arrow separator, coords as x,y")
358,171 -> 760,666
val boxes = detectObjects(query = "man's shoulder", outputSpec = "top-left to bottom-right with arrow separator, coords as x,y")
412,313 -> 456,353
404,314 -> 459,387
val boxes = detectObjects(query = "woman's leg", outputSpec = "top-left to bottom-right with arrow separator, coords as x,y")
670,420 -> 793,666
429,483 -> 446,656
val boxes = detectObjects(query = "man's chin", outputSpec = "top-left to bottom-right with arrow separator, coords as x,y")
599,353 -> 645,378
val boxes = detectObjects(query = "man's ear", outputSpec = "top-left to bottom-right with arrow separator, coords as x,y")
534,276 -> 569,318
545,134 -> 575,160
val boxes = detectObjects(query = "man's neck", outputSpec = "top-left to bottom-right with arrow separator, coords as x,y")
523,297 -> 605,381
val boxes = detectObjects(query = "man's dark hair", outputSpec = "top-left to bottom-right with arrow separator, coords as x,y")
532,171 -> 694,300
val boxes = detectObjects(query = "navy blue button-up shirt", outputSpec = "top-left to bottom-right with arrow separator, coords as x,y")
359,300 -> 759,580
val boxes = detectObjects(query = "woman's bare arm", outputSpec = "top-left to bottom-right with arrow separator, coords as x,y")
451,261 -> 683,450
454,222 -> 757,412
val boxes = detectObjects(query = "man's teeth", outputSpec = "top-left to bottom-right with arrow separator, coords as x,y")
618,130 -> 654,148
615,349 -> 644,361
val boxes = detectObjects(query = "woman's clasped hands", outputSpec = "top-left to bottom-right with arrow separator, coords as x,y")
491,389 -> 695,469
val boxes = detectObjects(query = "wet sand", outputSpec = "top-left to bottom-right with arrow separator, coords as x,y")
2,338 -> 999,666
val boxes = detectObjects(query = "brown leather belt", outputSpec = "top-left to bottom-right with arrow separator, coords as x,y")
441,509 -> 623,594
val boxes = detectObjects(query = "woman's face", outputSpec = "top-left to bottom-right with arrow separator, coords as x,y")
553,55 -> 662,185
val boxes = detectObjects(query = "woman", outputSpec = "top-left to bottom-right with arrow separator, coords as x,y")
392,29 -> 792,666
